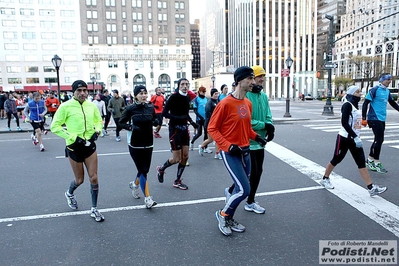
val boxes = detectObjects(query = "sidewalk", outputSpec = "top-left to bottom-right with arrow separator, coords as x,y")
0,100 -> 342,133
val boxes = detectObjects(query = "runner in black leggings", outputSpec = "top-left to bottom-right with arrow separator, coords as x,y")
320,86 -> 387,197
118,85 -> 158,208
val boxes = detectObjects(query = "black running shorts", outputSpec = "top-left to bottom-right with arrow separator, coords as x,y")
65,142 -> 97,163
169,125 -> 190,150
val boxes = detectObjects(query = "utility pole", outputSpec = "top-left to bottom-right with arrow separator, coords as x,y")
322,14 -> 334,116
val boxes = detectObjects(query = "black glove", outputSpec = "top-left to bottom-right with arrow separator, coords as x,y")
228,144 -> 242,156
154,105 -> 159,109
191,121 -> 199,129
265,124 -> 275,142
255,134 -> 267,147
89,132 -> 99,142
112,110 -> 116,116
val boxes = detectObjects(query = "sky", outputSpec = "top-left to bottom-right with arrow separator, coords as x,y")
189,0 -> 204,23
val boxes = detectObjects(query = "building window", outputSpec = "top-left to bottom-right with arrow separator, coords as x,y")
123,36 -> 127,44
23,43 -> 37,50
43,66 -> 55,72
41,32 -> 56,39
148,0 -> 151,7
3,31 -> 17,39
122,24 -> 127,31
149,25 -> 152,31
148,12 -> 152,20
105,0 -> 116,6
21,20 -> 35,27
20,8 -> 34,15
87,11 -> 92,18
179,2 -> 184,9
86,0 -> 97,5
60,10 -> 75,17
39,9 -> 55,16
62,32 -> 76,39
40,21 -> 56,28
122,11 -> 126,19
2,20 -> 17,27
22,32 -> 36,39
61,21 -> 75,28
7,66 -> 21,73
1,7 -> 16,15
45,77 -> 57,83
25,66 -> 38,72
174,1 -> 179,9
162,1 -> 166,8
8,78 -> 22,84
26,78 -> 39,84
4,43 -> 19,50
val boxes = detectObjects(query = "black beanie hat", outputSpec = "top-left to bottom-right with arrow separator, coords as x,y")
71,80 -> 87,93
134,85 -> 147,96
234,66 -> 254,84
211,88 -> 218,97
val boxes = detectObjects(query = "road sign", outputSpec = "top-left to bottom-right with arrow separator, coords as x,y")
324,62 -> 338,69
281,69 -> 290,77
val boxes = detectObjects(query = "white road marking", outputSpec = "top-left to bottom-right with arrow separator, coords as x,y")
0,137 -> 58,143
0,186 -> 323,223
265,142 -> 399,238
55,149 -> 175,159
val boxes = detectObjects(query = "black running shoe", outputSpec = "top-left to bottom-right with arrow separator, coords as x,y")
156,166 -> 164,183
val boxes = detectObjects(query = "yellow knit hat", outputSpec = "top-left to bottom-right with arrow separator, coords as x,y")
252,65 -> 266,77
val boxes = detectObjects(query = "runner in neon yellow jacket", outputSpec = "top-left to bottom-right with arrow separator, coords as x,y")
51,94 -> 103,145
51,80 -> 105,222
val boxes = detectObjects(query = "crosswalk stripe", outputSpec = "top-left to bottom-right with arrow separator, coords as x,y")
265,142 -> 399,237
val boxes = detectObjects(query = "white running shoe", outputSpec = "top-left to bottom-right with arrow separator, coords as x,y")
198,145 -> 204,156
129,181 -> 140,199
369,184 -> 387,197
204,147 -> 213,154
90,208 -> 105,222
144,196 -> 157,209
244,202 -> 266,214
40,144 -> 45,152
320,178 -> 334,189
214,153 -> 222,160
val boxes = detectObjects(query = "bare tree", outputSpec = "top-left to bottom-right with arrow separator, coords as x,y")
333,76 -> 353,96
348,55 -> 383,93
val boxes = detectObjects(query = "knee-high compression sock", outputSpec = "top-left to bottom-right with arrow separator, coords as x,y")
90,184 -> 99,208
176,163 -> 186,181
68,180 -> 80,195
139,174 -> 149,197
160,159 -> 172,171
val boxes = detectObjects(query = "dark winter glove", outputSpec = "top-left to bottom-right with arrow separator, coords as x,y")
154,105 -> 159,109
265,123 -> 275,142
255,134 -> 267,147
228,144 -> 242,156
89,132 -> 99,142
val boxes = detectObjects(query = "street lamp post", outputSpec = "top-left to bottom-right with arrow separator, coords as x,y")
284,55 -> 294,117
211,75 -> 215,89
51,54 -> 62,101
91,76 -> 96,94
322,14 -> 334,115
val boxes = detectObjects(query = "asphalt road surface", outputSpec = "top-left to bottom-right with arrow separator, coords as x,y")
1,100 -> 398,265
